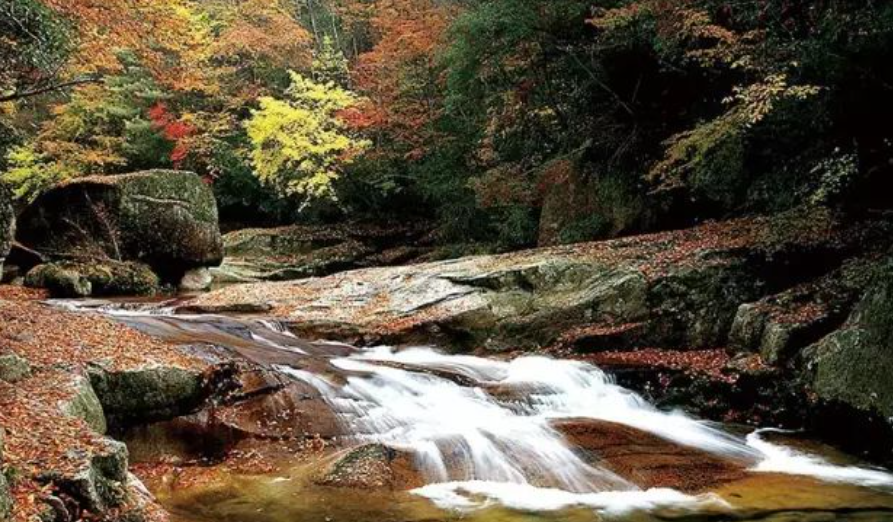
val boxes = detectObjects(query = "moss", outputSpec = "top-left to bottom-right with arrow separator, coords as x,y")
88,366 -> 207,425
24,264 -> 92,298
806,259 -> 893,419
17,170 -> 223,281
25,261 -> 159,297
61,377 -> 108,435
0,353 -> 31,383
0,183 -> 13,271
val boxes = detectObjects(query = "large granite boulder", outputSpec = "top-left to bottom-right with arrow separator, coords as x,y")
0,184 -> 14,277
803,258 -> 893,422
16,170 -> 223,281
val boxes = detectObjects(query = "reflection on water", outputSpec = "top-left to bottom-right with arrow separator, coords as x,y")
155,470 -> 893,522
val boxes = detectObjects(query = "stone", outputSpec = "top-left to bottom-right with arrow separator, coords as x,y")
0,352 -> 31,383
61,375 -> 108,435
25,260 -> 159,298
730,258 -> 877,364
315,444 -> 423,490
213,222 -> 431,283
88,365 -> 209,425
180,267 -> 213,291
0,184 -> 13,278
16,170 -> 223,281
803,258 -> 893,420
554,419 -> 747,493
185,212 -> 868,351
54,440 -> 130,513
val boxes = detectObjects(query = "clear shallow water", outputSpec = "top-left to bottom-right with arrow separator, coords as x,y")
55,299 -> 893,521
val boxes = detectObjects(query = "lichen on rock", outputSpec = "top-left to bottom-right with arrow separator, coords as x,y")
16,170 -> 223,282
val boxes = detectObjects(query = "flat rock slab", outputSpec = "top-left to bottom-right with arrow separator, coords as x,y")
184,211 -> 874,351
554,419 -> 748,493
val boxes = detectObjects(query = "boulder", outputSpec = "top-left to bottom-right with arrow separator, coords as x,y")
88,365 -> 209,425
803,258 -> 893,421
180,267 -> 213,291
61,374 -> 108,435
53,439 -> 130,513
25,260 -> 159,298
213,222 -> 431,283
0,184 -> 14,277
730,258 -> 877,364
16,170 -> 223,281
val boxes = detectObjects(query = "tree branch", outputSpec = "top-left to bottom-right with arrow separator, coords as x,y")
0,76 -> 103,103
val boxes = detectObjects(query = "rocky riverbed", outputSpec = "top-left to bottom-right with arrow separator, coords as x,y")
4,209 -> 893,521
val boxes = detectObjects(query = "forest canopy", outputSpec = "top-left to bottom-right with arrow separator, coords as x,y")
2,0 -> 892,248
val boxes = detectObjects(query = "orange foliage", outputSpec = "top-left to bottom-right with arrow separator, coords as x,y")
210,0 -> 313,70
351,0 -> 457,157
40,0 -> 215,93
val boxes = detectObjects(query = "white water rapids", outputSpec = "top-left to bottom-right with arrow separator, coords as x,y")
278,345 -> 893,514
54,300 -> 893,517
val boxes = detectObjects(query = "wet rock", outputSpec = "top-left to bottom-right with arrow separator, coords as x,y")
88,365 -> 209,426
16,170 -> 223,281
315,444 -> 423,490
180,267 -> 213,291
186,211 -> 874,351
25,260 -> 159,298
0,352 -> 31,383
554,419 -> 747,493
215,383 -> 343,440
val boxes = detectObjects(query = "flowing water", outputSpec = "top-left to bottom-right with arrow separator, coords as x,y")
57,299 -> 893,521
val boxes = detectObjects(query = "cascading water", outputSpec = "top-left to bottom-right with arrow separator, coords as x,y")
54,299 -> 893,517
279,345 -> 893,512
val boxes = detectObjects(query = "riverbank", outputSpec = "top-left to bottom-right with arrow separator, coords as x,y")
0,288 -> 224,521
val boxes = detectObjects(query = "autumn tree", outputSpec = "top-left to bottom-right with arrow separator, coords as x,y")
351,0 -> 455,158
246,71 -> 370,201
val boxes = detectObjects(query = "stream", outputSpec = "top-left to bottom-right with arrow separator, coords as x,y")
57,299 -> 893,521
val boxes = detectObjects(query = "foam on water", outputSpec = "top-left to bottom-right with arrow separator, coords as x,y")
747,429 -> 893,488
413,482 -> 731,515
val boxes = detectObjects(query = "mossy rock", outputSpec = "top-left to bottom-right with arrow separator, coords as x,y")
804,258 -> 893,420
0,183 -> 14,276
16,170 -> 223,281
0,353 -> 31,383
88,366 -> 208,425
25,260 -> 159,298
61,375 -> 108,435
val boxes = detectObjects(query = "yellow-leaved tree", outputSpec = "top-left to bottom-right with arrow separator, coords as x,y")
246,72 -> 370,201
